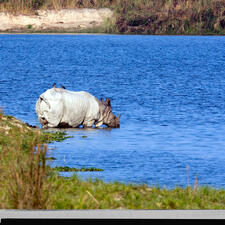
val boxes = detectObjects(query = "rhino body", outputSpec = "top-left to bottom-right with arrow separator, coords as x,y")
35,88 -> 120,128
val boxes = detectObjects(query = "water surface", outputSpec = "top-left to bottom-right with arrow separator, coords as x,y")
1,34 -> 225,188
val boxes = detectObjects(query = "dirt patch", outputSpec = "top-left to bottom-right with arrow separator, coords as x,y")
0,114 -> 35,134
0,8 -> 113,32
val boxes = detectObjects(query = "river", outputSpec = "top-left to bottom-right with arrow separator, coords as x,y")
1,34 -> 225,189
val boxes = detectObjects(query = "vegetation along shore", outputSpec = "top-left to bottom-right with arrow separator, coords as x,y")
0,0 -> 225,34
0,110 -> 225,209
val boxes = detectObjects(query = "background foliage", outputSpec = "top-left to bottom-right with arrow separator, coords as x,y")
0,0 -> 225,34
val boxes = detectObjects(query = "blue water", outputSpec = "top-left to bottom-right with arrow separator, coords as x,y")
1,34 -> 225,189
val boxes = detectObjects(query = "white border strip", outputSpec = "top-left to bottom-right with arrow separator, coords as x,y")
1,210 -> 225,219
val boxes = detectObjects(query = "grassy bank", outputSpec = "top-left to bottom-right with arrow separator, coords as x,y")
0,0 -> 225,34
0,110 -> 71,209
1,111 -> 225,209
45,175 -> 225,209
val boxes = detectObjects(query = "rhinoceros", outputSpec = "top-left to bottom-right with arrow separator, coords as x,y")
35,86 -> 120,129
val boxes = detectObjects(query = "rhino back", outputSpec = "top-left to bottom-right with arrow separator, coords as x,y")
60,91 -> 100,127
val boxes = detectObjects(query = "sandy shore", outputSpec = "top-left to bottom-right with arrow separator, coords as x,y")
0,8 -> 113,32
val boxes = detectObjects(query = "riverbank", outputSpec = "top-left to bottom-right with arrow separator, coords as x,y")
1,111 -> 225,209
0,0 -> 225,34
0,8 -> 113,33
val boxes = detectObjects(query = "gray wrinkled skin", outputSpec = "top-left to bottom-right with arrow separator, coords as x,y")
98,98 -> 120,128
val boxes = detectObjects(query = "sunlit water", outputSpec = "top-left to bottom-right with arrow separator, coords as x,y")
1,34 -> 225,189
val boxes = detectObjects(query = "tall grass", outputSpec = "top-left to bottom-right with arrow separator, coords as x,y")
0,125 -> 48,208
0,0 -> 42,14
0,110 -> 53,209
0,0 -> 112,14
112,0 -> 225,34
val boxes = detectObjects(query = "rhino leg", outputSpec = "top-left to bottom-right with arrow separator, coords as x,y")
83,119 -> 95,128
57,122 -> 72,128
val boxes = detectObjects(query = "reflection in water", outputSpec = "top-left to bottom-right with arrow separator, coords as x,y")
46,126 -> 113,133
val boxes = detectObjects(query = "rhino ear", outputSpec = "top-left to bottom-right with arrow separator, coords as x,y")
106,98 -> 111,107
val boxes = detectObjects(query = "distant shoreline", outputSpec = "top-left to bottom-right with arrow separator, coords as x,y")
0,1 -> 225,35
0,32 -> 224,36
0,32 -> 111,35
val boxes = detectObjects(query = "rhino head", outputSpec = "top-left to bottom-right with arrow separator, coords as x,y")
99,98 -> 120,128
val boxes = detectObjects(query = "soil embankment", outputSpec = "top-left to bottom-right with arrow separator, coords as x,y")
0,8 -> 113,32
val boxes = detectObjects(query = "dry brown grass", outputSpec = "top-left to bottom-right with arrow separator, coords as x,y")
114,0 -> 225,34
0,0 -> 108,14
0,0 -> 224,34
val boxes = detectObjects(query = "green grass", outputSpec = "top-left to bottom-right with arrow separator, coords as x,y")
1,110 -> 225,209
51,166 -> 104,172
45,174 -> 225,209
45,156 -> 57,160
0,111 -> 71,209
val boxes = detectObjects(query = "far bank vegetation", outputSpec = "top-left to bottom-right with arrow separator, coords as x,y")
0,0 -> 225,34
